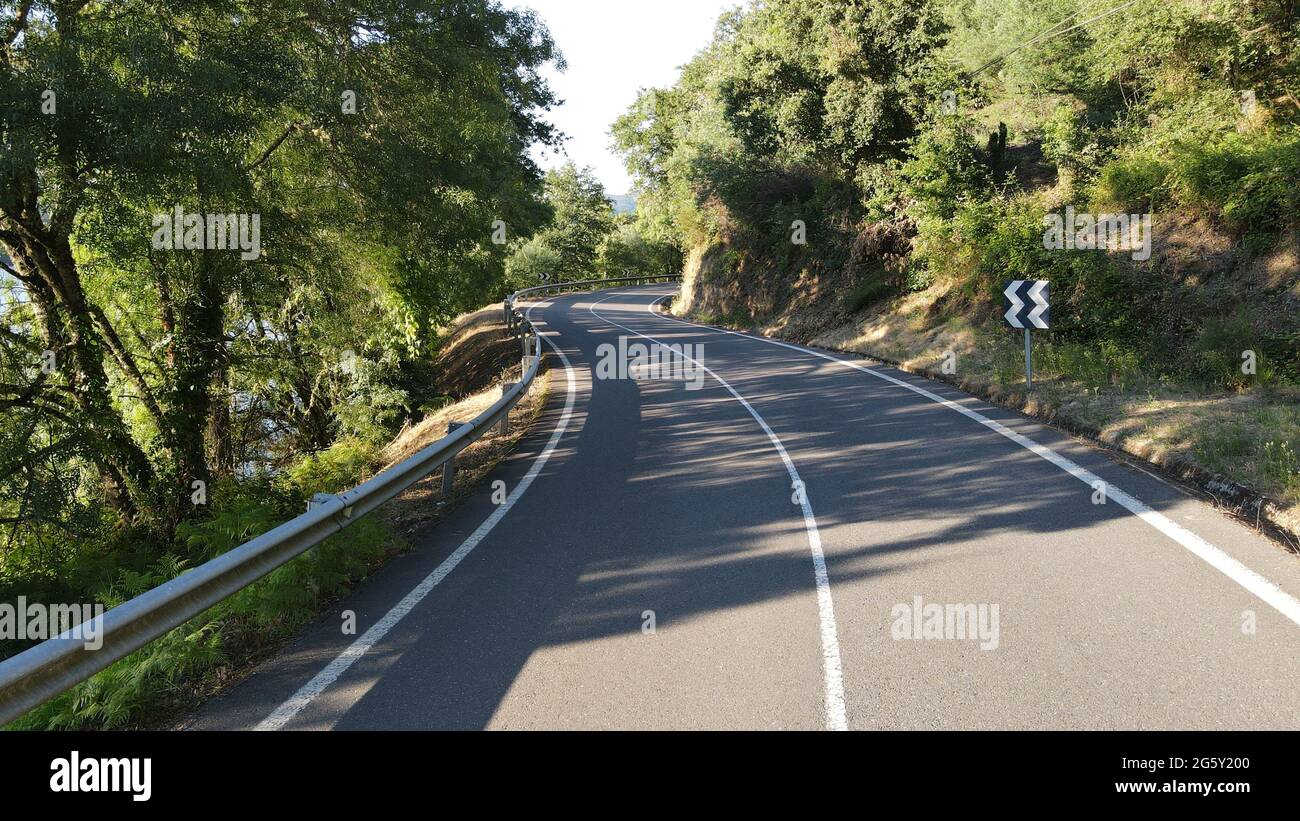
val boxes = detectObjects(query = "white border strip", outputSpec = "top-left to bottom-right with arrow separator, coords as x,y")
257,301 -> 579,731
590,292 -> 848,732
647,294 -> 1300,629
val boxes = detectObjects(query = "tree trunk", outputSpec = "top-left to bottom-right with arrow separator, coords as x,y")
3,234 -> 160,522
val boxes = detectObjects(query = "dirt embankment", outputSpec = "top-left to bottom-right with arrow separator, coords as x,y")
430,306 -> 522,399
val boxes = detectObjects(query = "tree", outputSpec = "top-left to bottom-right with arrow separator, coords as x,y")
613,0 -> 951,250
506,164 -> 615,283
504,236 -> 563,290
597,218 -> 682,279
537,164 -> 618,280
716,0 -> 949,173
0,0 -> 561,538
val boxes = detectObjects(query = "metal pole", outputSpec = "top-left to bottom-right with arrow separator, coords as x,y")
498,384 -> 516,435
1024,329 -> 1033,390
521,330 -> 536,373
442,423 -> 465,499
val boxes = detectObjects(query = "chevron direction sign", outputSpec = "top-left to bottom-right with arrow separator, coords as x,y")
1004,280 -> 1050,330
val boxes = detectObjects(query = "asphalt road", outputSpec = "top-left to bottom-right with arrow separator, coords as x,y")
187,285 -> 1300,730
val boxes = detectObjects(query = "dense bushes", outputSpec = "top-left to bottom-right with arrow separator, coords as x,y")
1093,155 -> 1173,213
1090,127 -> 1300,247
6,437 -> 398,730
1176,130 -> 1300,242
613,0 -> 1298,396
503,163 -> 681,290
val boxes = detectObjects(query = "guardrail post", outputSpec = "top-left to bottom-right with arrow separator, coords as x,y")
498,384 -> 517,435
442,423 -> 465,499
307,493 -> 353,521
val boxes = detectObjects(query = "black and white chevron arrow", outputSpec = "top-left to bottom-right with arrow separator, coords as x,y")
1004,280 -> 1050,330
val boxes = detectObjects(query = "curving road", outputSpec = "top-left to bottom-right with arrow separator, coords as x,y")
187,286 -> 1300,731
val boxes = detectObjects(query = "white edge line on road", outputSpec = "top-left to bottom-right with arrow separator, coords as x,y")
589,291 -> 848,732
646,293 -> 1300,630
256,300 -> 578,731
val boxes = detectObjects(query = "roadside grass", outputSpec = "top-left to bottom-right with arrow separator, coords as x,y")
825,315 -> 1300,524
380,370 -> 549,539
6,450 -> 402,730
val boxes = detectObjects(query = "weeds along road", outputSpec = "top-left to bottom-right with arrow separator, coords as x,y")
188,286 -> 1300,731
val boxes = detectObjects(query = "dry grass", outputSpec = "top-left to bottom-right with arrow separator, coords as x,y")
379,367 -> 550,538
430,307 -> 520,400
383,380 -> 512,468
803,304 -> 1300,538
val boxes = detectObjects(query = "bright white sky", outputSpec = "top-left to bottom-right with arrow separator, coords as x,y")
515,0 -> 740,195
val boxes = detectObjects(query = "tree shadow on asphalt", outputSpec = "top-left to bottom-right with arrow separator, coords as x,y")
324,309 -> 1215,729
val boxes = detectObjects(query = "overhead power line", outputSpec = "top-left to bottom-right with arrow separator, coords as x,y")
970,0 -> 1147,78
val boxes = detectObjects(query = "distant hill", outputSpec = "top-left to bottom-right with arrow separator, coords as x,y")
608,194 -> 636,215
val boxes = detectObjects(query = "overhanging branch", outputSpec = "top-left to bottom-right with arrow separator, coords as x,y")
244,121 -> 304,171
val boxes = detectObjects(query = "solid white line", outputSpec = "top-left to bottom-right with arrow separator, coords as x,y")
589,292 -> 848,732
645,294 -> 1300,630
257,301 -> 579,731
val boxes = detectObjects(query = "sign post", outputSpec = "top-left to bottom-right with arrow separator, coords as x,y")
1024,329 -> 1033,389
1004,280 -> 1050,389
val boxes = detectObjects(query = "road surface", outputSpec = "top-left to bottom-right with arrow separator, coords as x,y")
187,286 -> 1300,730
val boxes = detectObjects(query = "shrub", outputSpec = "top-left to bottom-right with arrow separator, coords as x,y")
1190,311 -> 1261,391
893,119 -> 991,221
5,439 -> 398,730
843,279 -> 894,314
1042,104 -> 1104,182
1092,154 -> 1172,212
282,437 -> 380,498
1171,129 -> 1300,245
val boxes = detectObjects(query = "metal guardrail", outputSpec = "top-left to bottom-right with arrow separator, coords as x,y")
503,273 -> 681,334
0,274 -> 679,726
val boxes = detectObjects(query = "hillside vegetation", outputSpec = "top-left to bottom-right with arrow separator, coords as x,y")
612,0 -> 1300,532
